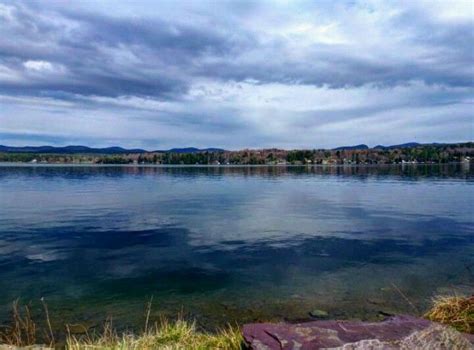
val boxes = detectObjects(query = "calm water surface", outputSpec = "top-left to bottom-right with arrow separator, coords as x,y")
0,164 -> 473,329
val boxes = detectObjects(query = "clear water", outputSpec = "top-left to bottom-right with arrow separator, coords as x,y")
0,164 -> 473,330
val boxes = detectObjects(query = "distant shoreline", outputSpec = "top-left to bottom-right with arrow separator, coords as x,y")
0,161 -> 469,168
1,142 -> 472,166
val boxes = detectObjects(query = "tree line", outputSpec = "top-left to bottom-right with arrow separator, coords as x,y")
0,142 -> 472,165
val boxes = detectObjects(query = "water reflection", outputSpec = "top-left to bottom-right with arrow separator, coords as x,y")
0,164 -> 472,328
0,163 -> 472,179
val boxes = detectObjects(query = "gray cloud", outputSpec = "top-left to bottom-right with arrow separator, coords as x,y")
0,0 -> 472,148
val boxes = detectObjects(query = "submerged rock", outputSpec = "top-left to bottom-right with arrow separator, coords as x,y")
243,315 -> 474,349
309,309 -> 329,318
366,297 -> 385,305
66,322 -> 97,334
378,310 -> 396,317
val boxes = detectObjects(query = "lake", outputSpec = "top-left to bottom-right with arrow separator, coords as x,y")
0,164 -> 472,331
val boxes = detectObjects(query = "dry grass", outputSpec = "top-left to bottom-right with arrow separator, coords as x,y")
424,295 -> 474,333
0,299 -> 37,347
5,294 -> 472,348
0,300 -> 243,349
66,318 -> 243,350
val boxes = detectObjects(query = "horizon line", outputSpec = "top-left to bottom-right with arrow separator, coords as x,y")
1,140 -> 473,153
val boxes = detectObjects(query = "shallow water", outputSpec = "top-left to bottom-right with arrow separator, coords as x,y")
0,164 -> 473,330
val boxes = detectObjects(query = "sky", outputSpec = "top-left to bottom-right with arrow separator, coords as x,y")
0,0 -> 472,150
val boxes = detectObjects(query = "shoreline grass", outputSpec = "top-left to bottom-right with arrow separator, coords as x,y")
0,300 -> 243,350
424,295 -> 473,334
66,318 -> 243,350
1,295 -> 472,349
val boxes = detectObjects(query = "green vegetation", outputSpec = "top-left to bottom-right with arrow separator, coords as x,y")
0,300 -> 242,350
0,152 -> 96,164
0,152 -> 38,162
425,295 -> 473,333
96,156 -> 133,164
67,319 -> 242,350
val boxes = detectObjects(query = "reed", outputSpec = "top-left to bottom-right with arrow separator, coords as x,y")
66,317 -> 243,350
0,299 -> 243,349
0,299 -> 37,346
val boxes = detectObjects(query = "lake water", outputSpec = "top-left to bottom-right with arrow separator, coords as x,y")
0,164 -> 473,331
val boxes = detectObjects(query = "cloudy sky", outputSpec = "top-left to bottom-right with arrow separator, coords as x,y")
0,0 -> 472,150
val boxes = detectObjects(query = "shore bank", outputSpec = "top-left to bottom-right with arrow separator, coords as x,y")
0,295 -> 471,349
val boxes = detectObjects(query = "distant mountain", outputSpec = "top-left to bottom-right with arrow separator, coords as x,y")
330,142 -> 459,151
0,142 -> 465,155
161,147 -> 225,153
0,145 -> 226,154
333,144 -> 369,151
0,145 -> 147,154
373,142 -> 421,150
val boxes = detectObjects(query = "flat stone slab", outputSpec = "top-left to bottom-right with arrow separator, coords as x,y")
243,315 -> 474,349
